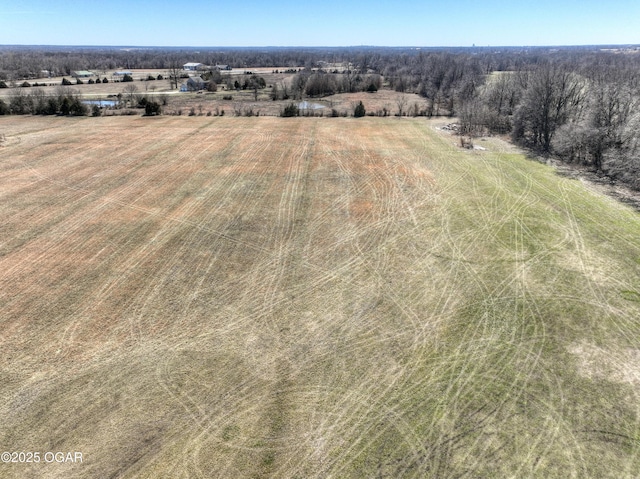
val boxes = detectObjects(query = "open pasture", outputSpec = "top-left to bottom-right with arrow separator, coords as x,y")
1,116 -> 640,478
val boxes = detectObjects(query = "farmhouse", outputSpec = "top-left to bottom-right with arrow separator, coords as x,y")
180,76 -> 207,92
184,62 -> 204,71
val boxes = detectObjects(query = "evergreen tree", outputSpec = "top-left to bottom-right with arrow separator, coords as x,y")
144,101 -> 162,116
281,103 -> 299,117
60,97 -> 71,115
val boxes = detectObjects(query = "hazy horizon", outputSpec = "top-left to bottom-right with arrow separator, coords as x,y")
1,43 -> 638,49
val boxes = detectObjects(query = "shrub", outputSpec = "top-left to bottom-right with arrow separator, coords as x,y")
122,74 -> 133,82
281,103 -> 299,117
0,99 -> 9,115
0,81 -> 7,88
144,101 -> 161,116
156,74 -> 163,80
60,97 -> 71,115
222,95 -> 233,100
46,98 -> 58,115
21,81 -> 31,87
69,98 -> 87,116
102,77 -> 109,83
62,78 -> 72,85
9,92 -> 32,114
354,101 -> 366,118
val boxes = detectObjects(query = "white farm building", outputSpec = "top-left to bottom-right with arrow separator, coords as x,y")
183,63 -> 204,71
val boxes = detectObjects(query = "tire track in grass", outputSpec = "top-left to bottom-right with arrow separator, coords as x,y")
120,121 -> 302,472
407,140 -> 516,472
149,123 -> 328,476
257,125 -> 311,330
3,120 -> 282,360
302,123 -> 442,476
0,189 -> 165,360
558,179 -> 612,317
175,120 -> 636,476
220,121 -> 424,476
384,122 -> 565,475
59,127 -> 240,347
63,130 -> 260,348
310,121 -> 444,476
16,121 -> 273,254
123,123 -> 278,333
450,166 -> 594,474
5,118 -> 640,477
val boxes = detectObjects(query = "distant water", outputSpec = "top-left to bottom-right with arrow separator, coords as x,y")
298,101 -> 325,110
82,99 -> 117,107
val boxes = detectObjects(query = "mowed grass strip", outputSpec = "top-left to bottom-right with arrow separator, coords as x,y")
0,116 -> 639,478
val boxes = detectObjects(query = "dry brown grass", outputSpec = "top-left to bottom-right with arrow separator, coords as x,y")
1,116 -> 640,478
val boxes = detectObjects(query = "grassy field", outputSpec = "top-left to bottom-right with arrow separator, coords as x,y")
1,116 -> 640,478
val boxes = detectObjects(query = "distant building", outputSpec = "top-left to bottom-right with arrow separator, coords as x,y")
214,64 -> 232,71
183,63 -> 204,71
112,71 -> 133,79
72,70 -> 93,78
180,76 -> 207,92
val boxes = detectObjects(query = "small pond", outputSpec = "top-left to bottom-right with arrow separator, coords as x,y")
298,101 -> 326,110
82,100 -> 118,107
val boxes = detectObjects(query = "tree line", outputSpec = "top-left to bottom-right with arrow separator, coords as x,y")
0,87 -> 89,116
457,52 -> 640,189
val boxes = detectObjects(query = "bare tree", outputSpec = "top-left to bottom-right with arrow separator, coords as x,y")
512,63 -> 583,152
291,72 -> 308,100
396,94 -> 408,117
167,59 -> 182,91
123,83 -> 139,107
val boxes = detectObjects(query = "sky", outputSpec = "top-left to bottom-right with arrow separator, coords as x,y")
0,0 -> 638,47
